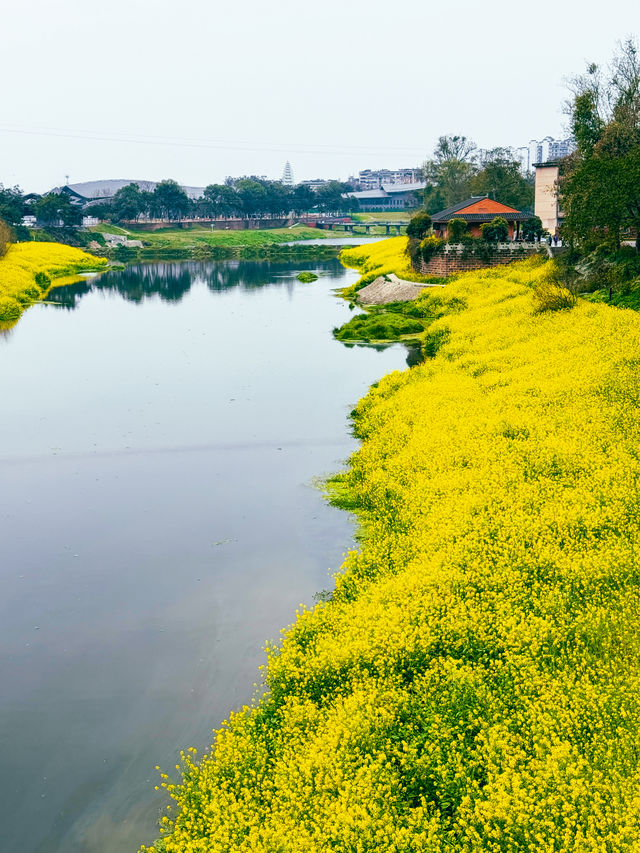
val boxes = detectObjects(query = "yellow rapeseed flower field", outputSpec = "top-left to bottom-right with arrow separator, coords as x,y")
0,241 -> 107,326
144,241 -> 640,852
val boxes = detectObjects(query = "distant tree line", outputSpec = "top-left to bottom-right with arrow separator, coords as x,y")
1,177 -> 359,230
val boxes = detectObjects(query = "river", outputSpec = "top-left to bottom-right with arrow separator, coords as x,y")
0,257 -> 414,853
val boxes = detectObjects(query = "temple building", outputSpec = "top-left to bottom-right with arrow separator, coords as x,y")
431,197 -> 532,239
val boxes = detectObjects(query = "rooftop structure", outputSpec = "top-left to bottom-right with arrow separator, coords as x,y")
348,181 -> 426,211
432,196 -> 532,239
49,179 -> 206,202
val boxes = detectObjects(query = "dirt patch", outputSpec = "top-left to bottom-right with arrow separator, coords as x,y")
357,273 -> 443,305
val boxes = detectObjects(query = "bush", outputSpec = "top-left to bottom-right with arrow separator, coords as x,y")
296,272 -> 319,283
0,218 -> 12,257
481,216 -> 509,243
420,235 -> 445,262
533,280 -> 577,312
447,218 -> 468,242
0,296 -> 22,322
406,211 -> 432,240
521,216 -> 545,242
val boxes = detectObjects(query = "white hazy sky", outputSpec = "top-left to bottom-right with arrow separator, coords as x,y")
1,0 -> 637,193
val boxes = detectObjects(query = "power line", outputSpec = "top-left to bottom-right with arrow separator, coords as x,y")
0,124 -> 429,159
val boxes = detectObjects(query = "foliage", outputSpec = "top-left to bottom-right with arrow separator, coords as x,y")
480,216 -> 509,242
333,310 -> 425,342
0,218 -> 12,257
0,184 -> 25,226
446,218 -> 468,242
111,182 -> 147,221
144,250 -> 640,853
470,149 -> 534,211
151,180 -> 192,221
521,215 -> 546,241
561,38 -> 640,250
35,193 -> 83,227
405,211 -> 432,240
532,280 -> 577,312
0,242 -> 107,326
339,237 -> 431,299
296,272 -> 318,283
419,235 -> 446,262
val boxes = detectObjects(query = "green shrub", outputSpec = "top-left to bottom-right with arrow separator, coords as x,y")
481,216 -> 509,243
521,216 -> 545,242
447,218 -> 468,242
420,235 -> 446,262
0,297 -> 22,322
0,218 -> 12,257
296,271 -> 319,283
533,280 -> 577,312
406,211 -> 432,240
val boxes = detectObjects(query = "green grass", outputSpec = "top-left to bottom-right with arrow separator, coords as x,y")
333,300 -> 433,343
296,271 -> 319,283
582,285 -> 640,311
91,224 -> 327,250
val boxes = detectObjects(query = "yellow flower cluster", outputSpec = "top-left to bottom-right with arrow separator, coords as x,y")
0,241 -> 106,326
339,236 -> 428,298
144,244 -> 640,852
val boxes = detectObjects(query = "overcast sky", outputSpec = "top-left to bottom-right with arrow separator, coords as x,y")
0,0 -> 637,193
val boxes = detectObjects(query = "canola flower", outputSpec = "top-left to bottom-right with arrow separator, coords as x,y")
144,242 -> 640,852
0,241 -> 107,327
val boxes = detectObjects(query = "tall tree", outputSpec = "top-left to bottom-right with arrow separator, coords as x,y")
151,180 -> 191,220
561,38 -> 640,250
422,135 -> 477,211
0,185 -> 25,226
471,149 -> 534,210
111,183 -> 147,222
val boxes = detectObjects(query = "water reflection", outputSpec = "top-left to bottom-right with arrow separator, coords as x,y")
46,259 -> 347,310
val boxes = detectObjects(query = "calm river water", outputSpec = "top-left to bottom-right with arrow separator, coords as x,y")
0,257 -> 414,853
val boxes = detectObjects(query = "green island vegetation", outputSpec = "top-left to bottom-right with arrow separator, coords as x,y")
0,240 -> 107,328
296,271 -> 319,283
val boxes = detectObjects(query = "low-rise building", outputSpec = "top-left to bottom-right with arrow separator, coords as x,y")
348,182 -> 425,211
431,196 -> 532,239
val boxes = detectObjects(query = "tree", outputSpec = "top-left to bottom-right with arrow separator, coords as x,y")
35,193 -> 82,227
521,216 -> 546,241
0,218 -> 12,256
422,134 -> 477,211
315,182 -> 357,214
235,179 -> 268,217
112,183 -> 147,222
406,211 -> 432,239
151,180 -> 191,220
291,185 -> 315,215
561,38 -> 640,250
471,149 -> 534,210
0,185 -> 25,226
202,184 -> 240,217
481,217 -> 509,243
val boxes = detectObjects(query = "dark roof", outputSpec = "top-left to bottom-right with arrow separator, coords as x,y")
432,197 -> 530,223
435,211 -> 532,223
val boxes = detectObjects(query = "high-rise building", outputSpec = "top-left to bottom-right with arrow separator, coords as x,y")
281,161 -> 294,186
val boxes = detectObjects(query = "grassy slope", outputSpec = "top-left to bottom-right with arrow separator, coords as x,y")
144,243 -> 640,852
91,224 -> 327,249
0,242 -> 107,328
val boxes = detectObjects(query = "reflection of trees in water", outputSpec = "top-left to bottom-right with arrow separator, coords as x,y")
43,259 -> 346,311
340,340 -> 424,368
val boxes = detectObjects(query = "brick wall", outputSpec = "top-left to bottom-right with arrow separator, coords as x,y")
415,243 -> 544,277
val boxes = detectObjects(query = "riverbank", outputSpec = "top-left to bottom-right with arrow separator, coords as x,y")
87,223 -> 341,262
144,242 -> 640,852
0,242 -> 107,328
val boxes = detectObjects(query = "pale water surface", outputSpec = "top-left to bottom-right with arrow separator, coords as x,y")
0,258 -> 413,852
